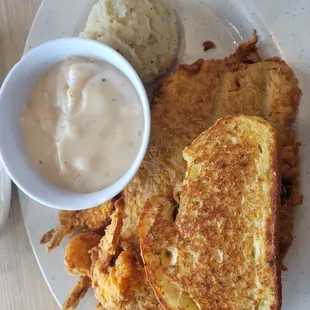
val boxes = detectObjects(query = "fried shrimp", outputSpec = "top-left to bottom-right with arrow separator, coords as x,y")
41,201 -> 115,252
65,232 -> 102,277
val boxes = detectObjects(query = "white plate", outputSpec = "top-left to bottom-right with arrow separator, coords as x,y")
0,158 -> 11,231
21,0 -> 310,309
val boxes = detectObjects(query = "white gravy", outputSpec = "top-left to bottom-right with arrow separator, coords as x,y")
22,56 -> 144,193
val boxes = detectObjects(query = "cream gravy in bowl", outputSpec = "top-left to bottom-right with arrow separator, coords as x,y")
22,56 -> 143,193
0,38 -> 150,209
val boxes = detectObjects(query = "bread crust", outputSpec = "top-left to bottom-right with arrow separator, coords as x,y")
139,115 -> 281,310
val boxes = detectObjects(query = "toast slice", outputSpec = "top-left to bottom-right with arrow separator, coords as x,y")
139,114 -> 281,310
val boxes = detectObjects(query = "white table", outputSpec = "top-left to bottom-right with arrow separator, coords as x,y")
0,1 -> 58,308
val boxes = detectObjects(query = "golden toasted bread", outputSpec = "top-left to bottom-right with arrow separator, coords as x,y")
139,115 -> 281,310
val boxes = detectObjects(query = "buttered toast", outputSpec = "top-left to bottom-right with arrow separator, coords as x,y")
139,115 -> 281,310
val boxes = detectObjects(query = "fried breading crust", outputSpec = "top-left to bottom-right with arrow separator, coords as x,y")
65,232 -> 101,277
91,200 -> 158,309
122,33 -> 301,257
62,277 -> 92,310
41,201 -> 115,252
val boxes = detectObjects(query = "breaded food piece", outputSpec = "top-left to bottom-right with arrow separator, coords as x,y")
122,32 -> 300,256
41,200 -> 115,252
92,241 -> 159,310
64,232 -> 101,277
96,302 -> 106,310
96,303 -> 106,310
63,232 -> 101,309
91,199 -> 124,274
62,202 -> 124,310
62,277 -> 92,310
91,200 -> 158,309
139,115 -> 281,310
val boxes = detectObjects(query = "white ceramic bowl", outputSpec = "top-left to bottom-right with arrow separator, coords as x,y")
0,38 -> 150,210
0,157 -> 11,231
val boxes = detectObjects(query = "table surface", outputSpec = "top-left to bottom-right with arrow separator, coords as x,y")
0,0 -> 58,309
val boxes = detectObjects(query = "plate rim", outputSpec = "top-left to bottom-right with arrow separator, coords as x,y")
0,158 -> 11,231
22,2 -> 63,305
